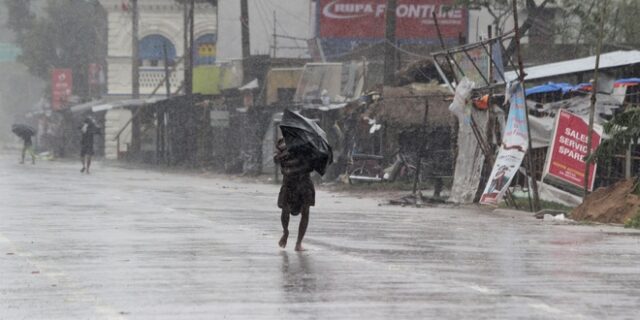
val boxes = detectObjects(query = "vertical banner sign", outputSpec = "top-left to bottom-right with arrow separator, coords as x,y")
51,68 -> 73,111
543,109 -> 602,192
480,83 -> 529,205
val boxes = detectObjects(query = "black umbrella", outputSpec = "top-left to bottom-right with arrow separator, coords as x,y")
279,109 -> 333,176
12,124 -> 36,139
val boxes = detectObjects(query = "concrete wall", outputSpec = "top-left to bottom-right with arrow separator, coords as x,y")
104,109 -> 132,160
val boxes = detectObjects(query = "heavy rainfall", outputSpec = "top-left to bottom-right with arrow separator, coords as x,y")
1,0 -> 640,319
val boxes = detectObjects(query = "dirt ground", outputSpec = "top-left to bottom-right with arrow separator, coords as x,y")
572,178 -> 640,224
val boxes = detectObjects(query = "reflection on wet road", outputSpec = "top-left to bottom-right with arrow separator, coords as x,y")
0,157 -> 639,319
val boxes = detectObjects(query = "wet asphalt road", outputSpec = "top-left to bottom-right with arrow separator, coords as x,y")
0,155 -> 639,319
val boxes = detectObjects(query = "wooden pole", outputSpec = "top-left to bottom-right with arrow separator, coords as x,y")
272,11 -> 277,58
584,0 -> 607,198
187,0 -> 195,95
240,0 -> 250,82
163,43 -> 172,98
131,0 -> 139,99
183,1 -> 189,93
383,0 -> 397,85
512,0 -> 540,212
412,98 -> 429,196
130,0 -> 140,156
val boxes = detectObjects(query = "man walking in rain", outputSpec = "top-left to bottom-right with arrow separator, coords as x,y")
275,109 -> 333,251
274,138 -> 315,252
80,117 -> 100,174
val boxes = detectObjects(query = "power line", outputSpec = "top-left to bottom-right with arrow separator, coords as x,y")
384,39 -> 433,59
266,0 -> 310,26
253,0 -> 273,42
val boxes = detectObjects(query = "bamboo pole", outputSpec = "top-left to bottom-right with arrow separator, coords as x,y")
584,0 -> 608,198
512,0 -> 540,212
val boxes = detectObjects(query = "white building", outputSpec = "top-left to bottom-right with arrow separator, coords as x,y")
99,0 -> 217,98
97,0 -> 217,159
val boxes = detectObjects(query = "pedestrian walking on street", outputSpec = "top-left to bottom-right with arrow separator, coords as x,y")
276,109 -> 333,251
80,117 -> 100,174
12,124 -> 36,165
274,138 -> 315,252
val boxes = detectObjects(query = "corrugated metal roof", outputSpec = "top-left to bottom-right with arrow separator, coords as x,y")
91,97 -> 165,113
505,50 -> 640,82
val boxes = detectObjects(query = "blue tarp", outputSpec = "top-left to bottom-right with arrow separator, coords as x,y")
525,83 -> 574,96
614,78 -> 640,86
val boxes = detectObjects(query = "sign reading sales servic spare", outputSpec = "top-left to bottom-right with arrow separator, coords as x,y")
318,0 -> 467,42
543,109 -> 602,193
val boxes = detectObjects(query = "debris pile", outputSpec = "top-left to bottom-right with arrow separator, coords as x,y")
571,179 -> 640,224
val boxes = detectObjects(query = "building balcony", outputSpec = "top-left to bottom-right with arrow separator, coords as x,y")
139,67 -> 184,95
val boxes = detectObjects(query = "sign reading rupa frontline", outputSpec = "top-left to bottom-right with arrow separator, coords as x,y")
51,69 -> 73,111
318,0 -> 467,50
543,109 -> 602,193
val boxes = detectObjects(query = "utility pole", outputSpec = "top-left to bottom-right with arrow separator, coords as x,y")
183,1 -> 189,94
184,0 -> 195,95
584,0 -> 608,198
512,0 -> 540,212
131,0 -> 141,156
131,0 -> 139,99
383,0 -> 397,85
189,0 -> 195,94
240,0 -> 250,82
272,11 -> 277,58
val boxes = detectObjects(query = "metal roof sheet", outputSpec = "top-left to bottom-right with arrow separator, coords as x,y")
505,50 -> 640,82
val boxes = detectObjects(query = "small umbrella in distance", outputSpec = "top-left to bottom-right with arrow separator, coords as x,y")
12,124 -> 36,139
279,109 -> 333,176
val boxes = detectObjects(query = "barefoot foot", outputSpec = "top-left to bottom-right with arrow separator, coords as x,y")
295,243 -> 305,251
279,232 -> 289,248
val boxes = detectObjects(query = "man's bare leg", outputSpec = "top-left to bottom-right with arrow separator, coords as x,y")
295,207 -> 309,251
81,156 -> 86,173
86,156 -> 92,174
20,146 -> 26,164
29,147 -> 35,164
279,209 -> 289,248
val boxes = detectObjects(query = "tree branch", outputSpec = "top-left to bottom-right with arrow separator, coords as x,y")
504,0 -> 553,60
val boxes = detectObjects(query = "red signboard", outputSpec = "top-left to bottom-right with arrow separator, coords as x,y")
51,68 -> 73,111
318,0 -> 467,40
543,109 -> 602,192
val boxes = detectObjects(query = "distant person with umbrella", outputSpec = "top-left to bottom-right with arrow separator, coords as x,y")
12,124 -> 36,165
275,109 -> 333,251
80,117 -> 101,174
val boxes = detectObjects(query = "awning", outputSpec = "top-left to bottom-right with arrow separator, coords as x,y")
70,99 -> 106,114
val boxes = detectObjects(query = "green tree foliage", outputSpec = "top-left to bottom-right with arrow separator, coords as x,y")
3,0 -> 107,99
557,0 -> 640,50
3,0 -> 35,37
457,0 -> 556,59
588,108 -> 640,166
